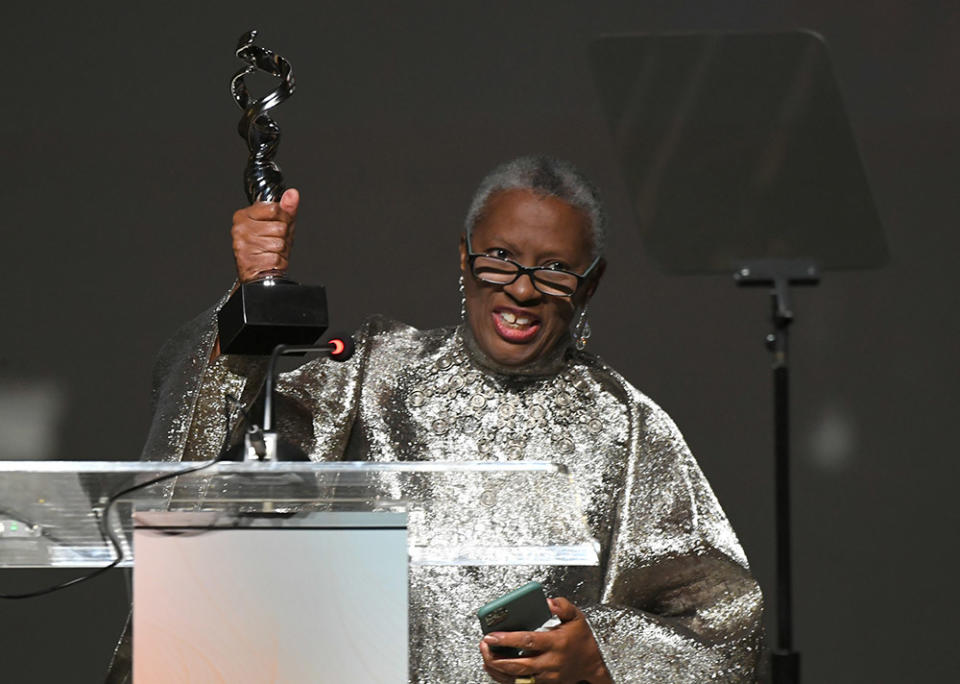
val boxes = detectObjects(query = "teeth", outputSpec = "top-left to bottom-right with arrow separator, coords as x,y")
498,311 -> 535,329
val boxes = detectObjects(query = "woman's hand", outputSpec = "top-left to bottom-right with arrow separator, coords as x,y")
231,188 -> 299,283
479,597 -> 612,684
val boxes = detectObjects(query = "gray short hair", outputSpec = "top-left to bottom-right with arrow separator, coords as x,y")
464,156 -> 607,258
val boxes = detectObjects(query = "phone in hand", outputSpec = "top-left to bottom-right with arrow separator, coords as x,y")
477,581 -> 552,658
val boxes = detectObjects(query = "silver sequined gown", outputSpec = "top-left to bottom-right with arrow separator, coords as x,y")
122,306 -> 764,683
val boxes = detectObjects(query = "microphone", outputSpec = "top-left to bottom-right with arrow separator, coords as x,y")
244,333 -> 356,461
327,334 -> 356,362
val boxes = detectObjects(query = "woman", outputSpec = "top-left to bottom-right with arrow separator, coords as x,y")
132,156 -> 763,683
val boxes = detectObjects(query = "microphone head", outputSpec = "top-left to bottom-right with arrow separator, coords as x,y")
326,333 -> 356,362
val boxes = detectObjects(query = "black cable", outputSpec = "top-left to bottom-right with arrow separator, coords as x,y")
0,395 -> 240,599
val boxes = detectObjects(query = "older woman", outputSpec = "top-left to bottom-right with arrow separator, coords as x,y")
129,156 -> 763,683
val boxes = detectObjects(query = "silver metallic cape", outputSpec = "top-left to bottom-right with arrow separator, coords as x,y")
128,308 -> 764,683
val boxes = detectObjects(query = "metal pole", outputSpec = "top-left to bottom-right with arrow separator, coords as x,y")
769,290 -> 800,684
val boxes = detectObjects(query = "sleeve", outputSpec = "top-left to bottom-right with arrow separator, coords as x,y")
580,398 -> 765,683
139,301 -> 223,461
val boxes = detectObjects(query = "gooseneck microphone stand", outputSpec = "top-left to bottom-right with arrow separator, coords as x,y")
244,337 -> 355,461
735,259 -> 819,684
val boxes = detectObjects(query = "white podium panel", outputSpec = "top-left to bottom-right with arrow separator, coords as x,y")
133,511 -> 407,684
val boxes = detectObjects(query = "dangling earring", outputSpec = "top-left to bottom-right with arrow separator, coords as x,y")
573,305 -> 592,350
459,274 -> 466,321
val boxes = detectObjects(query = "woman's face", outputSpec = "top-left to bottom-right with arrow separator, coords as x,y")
459,188 -> 604,368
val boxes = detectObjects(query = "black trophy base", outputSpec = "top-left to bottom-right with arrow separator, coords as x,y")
217,278 -> 328,355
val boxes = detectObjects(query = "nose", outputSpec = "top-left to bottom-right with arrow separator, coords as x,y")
503,270 -> 541,305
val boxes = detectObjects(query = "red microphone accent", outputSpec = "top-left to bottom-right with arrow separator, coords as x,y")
327,334 -> 355,361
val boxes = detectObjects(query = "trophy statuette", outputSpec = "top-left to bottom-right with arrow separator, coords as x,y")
217,30 -> 328,355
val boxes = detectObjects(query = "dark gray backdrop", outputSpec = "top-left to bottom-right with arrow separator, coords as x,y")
2,2 -> 956,682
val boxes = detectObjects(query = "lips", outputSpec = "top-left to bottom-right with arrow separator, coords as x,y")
491,307 -> 541,343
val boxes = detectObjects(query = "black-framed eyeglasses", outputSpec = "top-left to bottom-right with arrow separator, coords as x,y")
466,236 -> 601,298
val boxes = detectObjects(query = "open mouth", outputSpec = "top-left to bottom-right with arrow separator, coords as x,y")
492,309 -> 541,343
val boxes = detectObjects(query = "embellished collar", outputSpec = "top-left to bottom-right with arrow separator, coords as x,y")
457,323 -> 573,379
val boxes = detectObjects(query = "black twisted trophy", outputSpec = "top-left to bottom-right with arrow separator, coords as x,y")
217,30 -> 328,355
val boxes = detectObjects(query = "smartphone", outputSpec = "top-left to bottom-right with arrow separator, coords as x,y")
477,581 -> 552,658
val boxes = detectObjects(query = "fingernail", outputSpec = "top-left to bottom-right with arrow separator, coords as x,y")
483,634 -> 500,644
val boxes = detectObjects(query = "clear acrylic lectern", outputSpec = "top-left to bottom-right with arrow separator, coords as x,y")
0,460 -> 599,683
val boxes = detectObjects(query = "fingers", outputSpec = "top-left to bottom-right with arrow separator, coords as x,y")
480,641 -> 547,681
548,596 -> 579,623
246,234 -> 289,254
232,215 -> 291,238
234,255 -> 289,283
279,187 -> 299,215
479,599 -> 602,683
480,642 -> 516,683
484,631 -> 548,653
481,665 -> 513,684
232,230 -> 291,280
481,632 -> 566,681
230,188 -> 299,282
241,204 -> 296,227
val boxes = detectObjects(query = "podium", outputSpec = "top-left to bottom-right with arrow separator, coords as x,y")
0,460 -> 599,682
